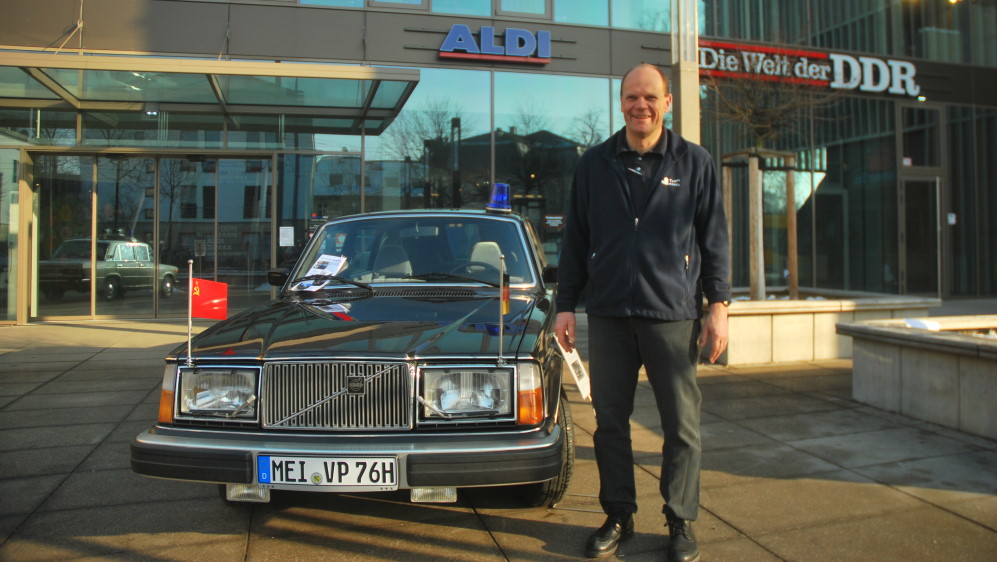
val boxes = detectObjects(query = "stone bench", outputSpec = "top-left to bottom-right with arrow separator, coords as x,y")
836,315 -> 997,440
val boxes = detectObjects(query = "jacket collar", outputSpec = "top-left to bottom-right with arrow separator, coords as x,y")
602,127 -> 688,165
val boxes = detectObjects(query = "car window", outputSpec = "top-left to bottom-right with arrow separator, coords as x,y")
116,244 -> 136,262
132,244 -> 150,261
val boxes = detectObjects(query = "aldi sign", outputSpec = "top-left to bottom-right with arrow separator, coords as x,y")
700,40 -> 921,97
439,24 -> 551,65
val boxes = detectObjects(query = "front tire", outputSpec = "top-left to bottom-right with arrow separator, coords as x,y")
519,391 -> 575,508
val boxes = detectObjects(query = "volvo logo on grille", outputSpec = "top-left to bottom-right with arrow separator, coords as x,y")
347,376 -> 366,394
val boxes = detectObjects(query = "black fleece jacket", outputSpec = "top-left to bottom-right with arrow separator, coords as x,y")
556,127 -> 731,321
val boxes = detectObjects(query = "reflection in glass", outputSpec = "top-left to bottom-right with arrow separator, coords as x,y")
302,0 -> 362,6
0,108 -> 77,146
34,155 -> 95,318
95,156 -> 156,317
369,68 -> 491,212
495,72 -> 611,264
312,154 -> 364,218
501,0 -> 546,15
432,0 -> 488,16
0,149 -> 17,320
612,0 -> 670,31
555,0 -> 609,26
83,110 -> 224,149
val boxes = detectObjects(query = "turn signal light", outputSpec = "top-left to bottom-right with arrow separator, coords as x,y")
158,390 -> 174,423
517,386 -> 543,425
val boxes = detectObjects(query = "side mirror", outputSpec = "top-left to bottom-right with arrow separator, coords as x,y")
267,268 -> 290,287
541,265 -> 558,284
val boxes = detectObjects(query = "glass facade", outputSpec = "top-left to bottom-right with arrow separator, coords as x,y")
702,0 -> 997,66
698,0 -> 996,296
0,0 -> 995,322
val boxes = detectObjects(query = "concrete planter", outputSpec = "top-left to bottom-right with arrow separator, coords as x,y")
725,289 -> 939,365
836,315 -> 997,441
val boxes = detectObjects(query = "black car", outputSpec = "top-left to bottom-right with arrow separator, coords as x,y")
131,207 -> 574,506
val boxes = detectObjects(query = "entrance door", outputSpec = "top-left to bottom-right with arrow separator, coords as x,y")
899,178 -> 941,295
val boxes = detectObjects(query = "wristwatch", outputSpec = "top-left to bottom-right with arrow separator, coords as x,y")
713,298 -> 731,307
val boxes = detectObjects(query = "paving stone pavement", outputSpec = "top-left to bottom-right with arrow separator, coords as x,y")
0,316 -> 995,560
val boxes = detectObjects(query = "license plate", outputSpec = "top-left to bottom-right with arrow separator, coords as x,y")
257,455 -> 398,491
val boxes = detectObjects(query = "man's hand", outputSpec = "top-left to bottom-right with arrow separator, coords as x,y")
697,302 -> 729,364
554,311 -> 576,353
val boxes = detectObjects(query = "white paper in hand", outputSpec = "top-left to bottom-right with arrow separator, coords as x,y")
556,339 -> 591,401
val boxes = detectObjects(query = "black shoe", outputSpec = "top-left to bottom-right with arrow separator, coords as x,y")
584,512 -> 634,558
666,518 -> 700,562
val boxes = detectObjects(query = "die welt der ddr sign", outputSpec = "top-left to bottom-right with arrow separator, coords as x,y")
700,39 -> 922,97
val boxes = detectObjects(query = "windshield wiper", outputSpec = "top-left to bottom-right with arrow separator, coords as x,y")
403,272 -> 499,287
288,274 -> 373,292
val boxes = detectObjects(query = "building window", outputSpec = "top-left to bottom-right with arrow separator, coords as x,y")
431,0 -> 488,15
243,186 -> 272,219
244,186 -> 261,219
180,185 -> 197,219
203,185 -> 216,219
498,0 -> 548,17
555,0 -> 608,26
612,0 -> 670,32
301,0 -> 363,6
369,0 -> 428,8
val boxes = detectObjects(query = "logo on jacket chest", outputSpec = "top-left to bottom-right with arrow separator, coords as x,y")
661,176 -> 681,187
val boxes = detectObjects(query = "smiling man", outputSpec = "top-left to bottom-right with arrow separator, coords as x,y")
554,63 -> 731,562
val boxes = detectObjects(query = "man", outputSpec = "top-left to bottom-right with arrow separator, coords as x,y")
554,63 -> 730,562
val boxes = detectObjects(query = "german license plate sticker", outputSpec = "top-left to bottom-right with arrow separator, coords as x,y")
257,455 -> 398,490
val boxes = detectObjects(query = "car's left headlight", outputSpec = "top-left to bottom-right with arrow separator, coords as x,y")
177,367 -> 259,420
420,367 -> 513,420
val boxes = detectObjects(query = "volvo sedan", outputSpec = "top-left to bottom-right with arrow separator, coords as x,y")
131,204 -> 574,506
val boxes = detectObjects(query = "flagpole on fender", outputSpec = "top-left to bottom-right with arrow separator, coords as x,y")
498,254 -> 505,366
187,259 -> 193,367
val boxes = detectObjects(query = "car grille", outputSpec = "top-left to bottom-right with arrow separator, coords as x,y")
261,362 -> 412,431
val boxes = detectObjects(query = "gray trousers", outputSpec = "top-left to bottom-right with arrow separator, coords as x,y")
587,315 -> 702,521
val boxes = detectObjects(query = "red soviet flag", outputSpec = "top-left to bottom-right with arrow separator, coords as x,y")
191,278 -> 228,320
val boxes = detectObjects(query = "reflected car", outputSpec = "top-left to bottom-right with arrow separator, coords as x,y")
131,208 -> 574,507
39,237 -> 178,301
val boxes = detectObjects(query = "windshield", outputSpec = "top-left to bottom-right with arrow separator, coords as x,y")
289,215 -> 536,289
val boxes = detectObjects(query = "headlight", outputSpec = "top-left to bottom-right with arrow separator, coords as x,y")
178,367 -> 259,420
420,368 -> 513,419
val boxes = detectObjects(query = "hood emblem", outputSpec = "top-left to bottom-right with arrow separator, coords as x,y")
347,376 -> 366,395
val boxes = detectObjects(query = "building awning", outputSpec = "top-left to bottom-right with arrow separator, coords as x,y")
0,51 -> 420,135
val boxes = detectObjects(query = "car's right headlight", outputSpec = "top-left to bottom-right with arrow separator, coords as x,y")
176,367 -> 260,421
420,367 -> 513,420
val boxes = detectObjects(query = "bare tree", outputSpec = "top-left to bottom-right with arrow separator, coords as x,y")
380,97 -> 473,161
571,106 -> 609,149
701,73 -> 840,149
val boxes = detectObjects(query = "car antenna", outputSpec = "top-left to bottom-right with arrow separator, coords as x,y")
186,259 -> 194,367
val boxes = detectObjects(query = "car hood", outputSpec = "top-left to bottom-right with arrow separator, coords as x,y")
174,288 -> 552,361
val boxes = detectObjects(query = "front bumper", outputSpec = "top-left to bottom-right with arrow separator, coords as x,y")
130,422 -> 564,490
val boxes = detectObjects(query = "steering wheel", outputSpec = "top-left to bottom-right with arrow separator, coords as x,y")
451,261 -> 501,276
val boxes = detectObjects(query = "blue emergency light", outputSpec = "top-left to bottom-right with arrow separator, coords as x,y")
486,183 -> 512,213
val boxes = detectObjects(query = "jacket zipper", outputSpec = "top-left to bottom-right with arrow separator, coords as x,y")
630,217 -> 640,313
